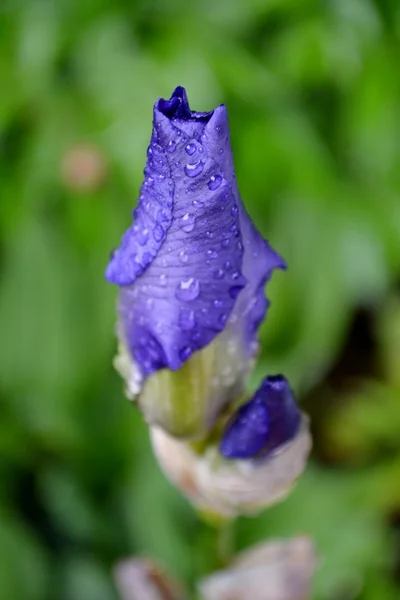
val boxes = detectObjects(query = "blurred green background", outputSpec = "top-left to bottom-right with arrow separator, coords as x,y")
1,0 -> 400,598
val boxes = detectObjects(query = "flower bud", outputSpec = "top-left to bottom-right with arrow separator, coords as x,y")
106,86 -> 284,438
150,376 -> 311,518
114,558 -> 186,600
198,537 -> 316,600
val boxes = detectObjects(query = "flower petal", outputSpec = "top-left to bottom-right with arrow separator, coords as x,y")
106,87 -> 284,377
220,375 -> 302,459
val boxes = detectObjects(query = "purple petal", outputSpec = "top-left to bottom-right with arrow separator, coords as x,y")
106,87 -> 284,376
220,375 -> 301,460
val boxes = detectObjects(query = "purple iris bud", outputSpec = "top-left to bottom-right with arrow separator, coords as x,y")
219,375 -> 301,460
106,86 -> 285,377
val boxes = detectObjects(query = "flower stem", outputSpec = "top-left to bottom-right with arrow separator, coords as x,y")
215,519 -> 235,569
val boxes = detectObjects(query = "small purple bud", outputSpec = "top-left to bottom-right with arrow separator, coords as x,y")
220,375 -> 301,459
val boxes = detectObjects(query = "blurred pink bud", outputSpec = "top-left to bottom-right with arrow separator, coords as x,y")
198,537 -> 316,600
61,143 -> 107,192
114,558 -> 186,600
150,416 -> 311,518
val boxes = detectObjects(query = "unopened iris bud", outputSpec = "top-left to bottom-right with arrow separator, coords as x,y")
114,558 -> 186,600
198,537 -> 316,600
150,376 -> 311,518
106,86 -> 284,438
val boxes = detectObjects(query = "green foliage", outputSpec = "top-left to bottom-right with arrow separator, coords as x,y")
1,0 -> 400,598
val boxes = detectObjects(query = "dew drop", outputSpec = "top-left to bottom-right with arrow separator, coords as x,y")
142,252 -> 152,267
219,313 -> 228,327
157,208 -> 169,223
167,140 -> 176,153
179,346 -> 192,361
178,250 -> 188,263
184,160 -> 204,178
159,273 -> 167,286
231,204 -> 238,217
213,268 -> 224,280
193,199 -> 204,208
158,174 -> 165,181
175,278 -> 200,301
206,231 -> 214,239
185,142 -> 196,156
137,228 -> 149,245
231,270 -> 240,280
191,330 -> 201,342
179,308 -> 195,331
146,298 -> 154,310
229,223 -> 238,234
208,174 -> 222,191
206,249 -> 218,259
153,225 -> 164,242
221,238 -> 230,248
180,213 -> 196,233
213,299 -> 223,308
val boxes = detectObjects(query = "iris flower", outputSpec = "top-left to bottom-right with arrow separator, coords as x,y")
106,87 -> 301,451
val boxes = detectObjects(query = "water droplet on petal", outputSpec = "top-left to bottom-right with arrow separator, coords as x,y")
153,225 -> 164,242
158,173 -> 165,181
179,308 -> 195,331
206,231 -> 214,239
221,238 -> 230,248
159,273 -> 167,286
193,199 -> 204,208
142,252 -> 152,267
213,268 -> 224,279
178,250 -> 188,263
184,160 -> 204,178
231,270 -> 240,280
208,174 -> 222,190
206,249 -> 218,259
175,278 -> 200,301
229,223 -> 238,234
231,204 -> 238,217
219,313 -> 228,327
180,213 -> 196,233
179,346 -> 192,361
157,208 -> 169,223
214,299 -> 223,308
185,142 -> 196,156
137,228 -> 149,245
167,140 -> 176,153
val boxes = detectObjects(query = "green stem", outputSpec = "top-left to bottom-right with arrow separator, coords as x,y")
215,519 -> 235,569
